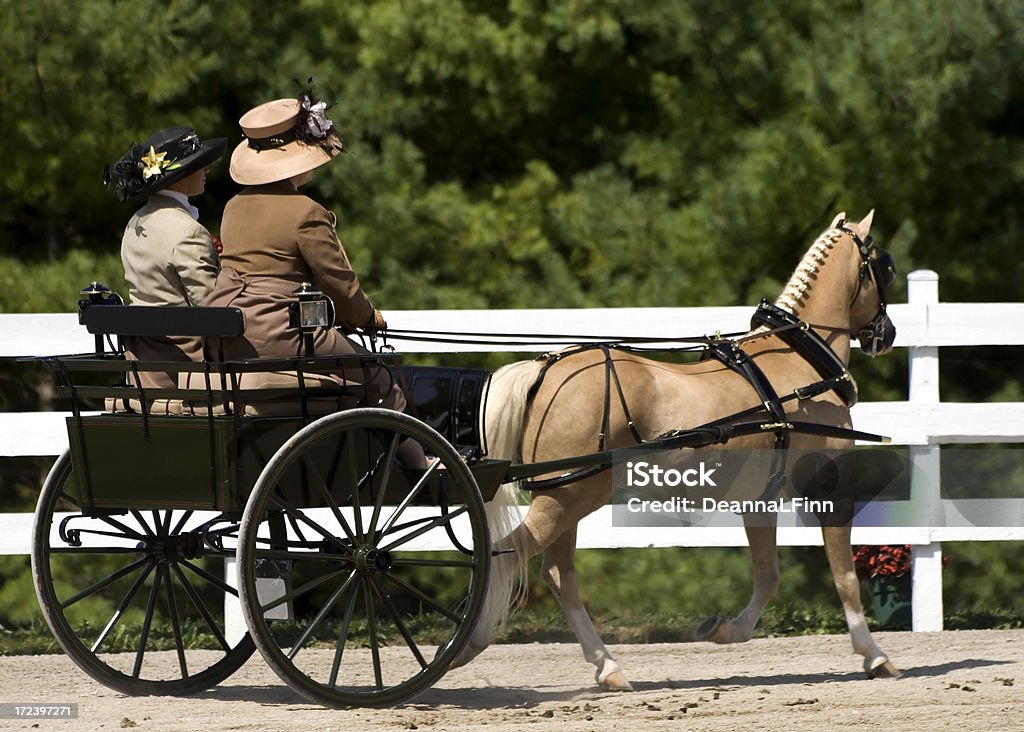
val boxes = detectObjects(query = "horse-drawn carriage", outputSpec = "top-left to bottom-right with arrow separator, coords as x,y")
28,211 -> 900,708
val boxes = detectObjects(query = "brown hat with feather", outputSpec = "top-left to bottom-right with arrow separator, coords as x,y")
230,86 -> 344,186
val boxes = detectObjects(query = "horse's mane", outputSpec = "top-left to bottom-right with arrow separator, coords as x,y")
774,226 -> 846,315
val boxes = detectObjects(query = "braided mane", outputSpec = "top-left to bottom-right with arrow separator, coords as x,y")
774,227 -> 845,315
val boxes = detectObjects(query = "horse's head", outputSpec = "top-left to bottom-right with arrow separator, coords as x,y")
832,210 -> 896,357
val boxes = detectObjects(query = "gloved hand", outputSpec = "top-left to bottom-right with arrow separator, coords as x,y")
367,309 -> 388,332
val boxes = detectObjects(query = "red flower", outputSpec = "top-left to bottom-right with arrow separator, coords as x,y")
852,544 -> 912,579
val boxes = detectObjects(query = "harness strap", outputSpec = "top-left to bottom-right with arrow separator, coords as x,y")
529,343 -> 649,451
599,346 -> 612,451
513,418 -> 888,491
705,339 -> 791,449
527,345 -> 588,403
750,300 -> 858,407
598,346 -> 645,449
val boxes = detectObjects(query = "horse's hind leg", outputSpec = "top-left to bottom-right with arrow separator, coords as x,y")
693,525 -> 779,644
541,528 -> 633,691
822,525 -> 901,678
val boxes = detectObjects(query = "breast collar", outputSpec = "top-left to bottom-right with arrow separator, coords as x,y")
749,299 -> 858,408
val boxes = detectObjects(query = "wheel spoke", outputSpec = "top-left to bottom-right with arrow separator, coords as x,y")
179,559 -> 238,596
162,565 -> 189,679
154,510 -> 171,536
91,563 -> 155,653
363,578 -> 384,690
170,563 -> 230,653
328,580 -> 361,687
379,505 -> 469,553
133,566 -> 163,678
366,575 -> 427,669
266,495 -> 352,556
130,510 -> 157,537
59,557 -> 149,609
260,566 -> 349,614
390,556 -> 477,569
382,572 -> 463,624
367,432 -> 400,536
170,510 -> 195,536
377,458 -> 441,536
252,548 -> 349,564
345,433 -> 367,541
92,515 -> 149,542
286,570 -> 357,661
304,456 -> 359,547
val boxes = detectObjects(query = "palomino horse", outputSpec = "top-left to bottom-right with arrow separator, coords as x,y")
459,211 -> 899,689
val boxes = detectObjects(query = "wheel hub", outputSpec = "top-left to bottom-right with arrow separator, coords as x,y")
140,533 -> 206,563
354,546 -> 393,573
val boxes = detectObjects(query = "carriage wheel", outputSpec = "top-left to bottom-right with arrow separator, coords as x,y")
31,450 -> 256,695
237,408 -> 490,708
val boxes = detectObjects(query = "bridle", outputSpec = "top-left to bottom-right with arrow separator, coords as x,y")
835,220 -> 896,357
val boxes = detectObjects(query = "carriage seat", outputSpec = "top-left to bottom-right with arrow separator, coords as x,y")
102,369 -> 364,417
174,369 -> 364,417
86,304 -> 365,417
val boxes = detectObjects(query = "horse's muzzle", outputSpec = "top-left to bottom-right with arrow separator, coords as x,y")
858,310 -> 896,357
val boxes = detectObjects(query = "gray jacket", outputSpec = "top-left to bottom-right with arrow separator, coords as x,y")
120,193 -> 219,306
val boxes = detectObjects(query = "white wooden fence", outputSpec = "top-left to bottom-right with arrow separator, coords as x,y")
3,269 -> 1023,634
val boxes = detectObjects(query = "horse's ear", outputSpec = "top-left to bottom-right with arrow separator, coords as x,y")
831,212 -> 847,228
852,209 -> 875,239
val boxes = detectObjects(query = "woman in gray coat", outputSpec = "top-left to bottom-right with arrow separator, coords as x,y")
105,127 -> 227,388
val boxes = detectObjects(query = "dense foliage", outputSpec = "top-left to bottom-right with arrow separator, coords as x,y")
2,0 -> 1023,632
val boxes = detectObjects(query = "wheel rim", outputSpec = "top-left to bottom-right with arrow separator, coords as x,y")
31,451 -> 255,695
238,409 -> 490,707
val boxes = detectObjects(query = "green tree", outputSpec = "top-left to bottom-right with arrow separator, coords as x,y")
2,0 -> 1024,633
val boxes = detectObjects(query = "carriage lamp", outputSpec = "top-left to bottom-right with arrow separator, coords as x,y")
77,281 -> 124,354
76,281 -> 124,323
289,282 -> 335,358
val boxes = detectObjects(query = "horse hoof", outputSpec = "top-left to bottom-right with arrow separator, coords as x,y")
693,614 -> 733,644
864,657 -> 902,679
597,668 -> 633,691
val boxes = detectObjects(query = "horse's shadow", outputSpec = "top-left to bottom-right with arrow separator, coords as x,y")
192,657 -> 1011,710
625,657 -> 1013,693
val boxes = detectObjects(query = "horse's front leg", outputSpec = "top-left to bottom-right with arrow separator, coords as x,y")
821,525 -> 901,678
541,527 -> 632,691
693,525 -> 779,644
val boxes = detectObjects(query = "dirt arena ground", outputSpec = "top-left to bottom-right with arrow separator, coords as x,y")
0,630 -> 1021,731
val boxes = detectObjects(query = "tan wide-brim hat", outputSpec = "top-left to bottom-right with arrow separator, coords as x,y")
229,98 -> 341,186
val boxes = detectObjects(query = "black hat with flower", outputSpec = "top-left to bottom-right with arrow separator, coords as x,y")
104,126 -> 228,202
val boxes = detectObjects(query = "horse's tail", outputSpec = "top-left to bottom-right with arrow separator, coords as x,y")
461,359 -> 544,663
482,358 -> 545,465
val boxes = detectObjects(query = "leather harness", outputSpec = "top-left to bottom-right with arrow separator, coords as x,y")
513,301 -> 880,491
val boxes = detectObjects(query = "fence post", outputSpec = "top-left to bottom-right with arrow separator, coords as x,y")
907,270 -> 944,631
224,557 -> 246,646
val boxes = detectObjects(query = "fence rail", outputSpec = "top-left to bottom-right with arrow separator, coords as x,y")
2,269 -> 1022,634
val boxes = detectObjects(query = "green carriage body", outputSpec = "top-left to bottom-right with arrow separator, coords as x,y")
58,356 -> 507,514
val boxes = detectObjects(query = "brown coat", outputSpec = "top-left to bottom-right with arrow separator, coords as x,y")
206,182 -> 403,410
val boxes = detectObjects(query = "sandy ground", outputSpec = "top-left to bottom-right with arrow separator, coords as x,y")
0,630 -> 1021,731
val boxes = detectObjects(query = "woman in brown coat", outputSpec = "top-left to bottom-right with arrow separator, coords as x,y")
208,88 -> 418,462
